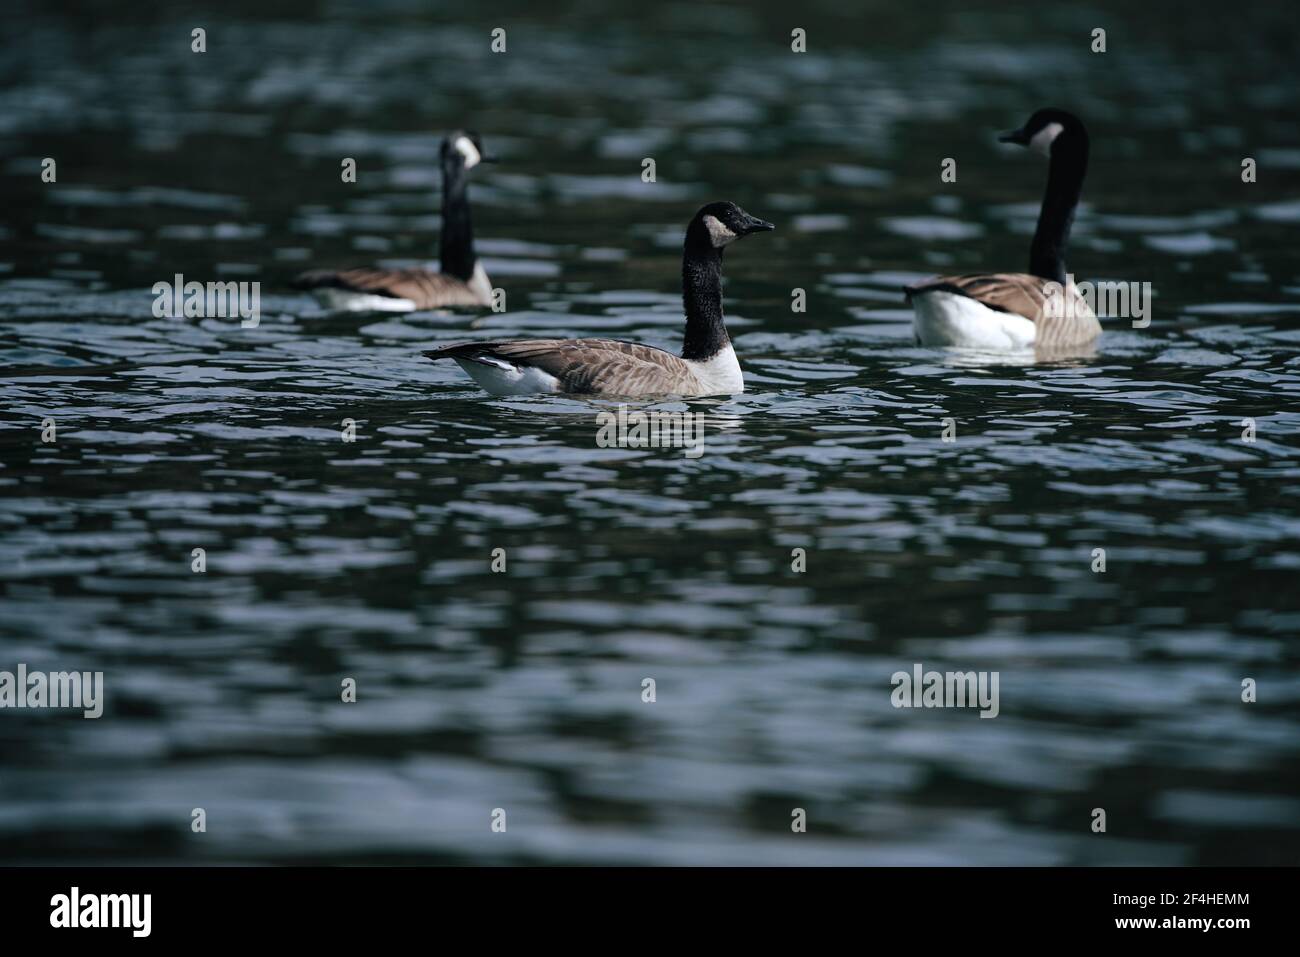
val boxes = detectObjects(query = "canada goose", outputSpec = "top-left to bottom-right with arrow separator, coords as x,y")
292,130 -> 496,312
905,108 -> 1101,350
424,202 -> 774,396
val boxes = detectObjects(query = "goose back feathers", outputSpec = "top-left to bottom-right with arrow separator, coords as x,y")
425,338 -> 742,396
294,264 -> 492,311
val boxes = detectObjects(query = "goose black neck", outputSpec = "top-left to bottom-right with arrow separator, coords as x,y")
680,240 -> 728,361
439,162 -> 476,282
1029,131 -> 1088,284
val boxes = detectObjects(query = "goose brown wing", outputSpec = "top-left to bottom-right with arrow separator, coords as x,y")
906,273 -> 1047,321
293,267 -> 481,308
425,339 -> 700,395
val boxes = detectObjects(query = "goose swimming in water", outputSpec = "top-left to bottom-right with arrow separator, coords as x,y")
424,201 -> 774,397
293,130 -> 496,312
906,108 -> 1102,350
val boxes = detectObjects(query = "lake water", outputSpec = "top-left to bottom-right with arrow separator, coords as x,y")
1,0 -> 1298,864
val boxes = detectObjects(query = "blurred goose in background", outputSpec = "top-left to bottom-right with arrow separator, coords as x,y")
906,108 -> 1101,350
293,130 -> 496,312
424,201 -> 774,396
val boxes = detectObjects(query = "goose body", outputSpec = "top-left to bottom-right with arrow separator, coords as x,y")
432,339 -> 743,396
295,263 -> 493,313
907,273 -> 1098,350
425,202 -> 772,397
294,132 -> 495,312
907,109 -> 1101,350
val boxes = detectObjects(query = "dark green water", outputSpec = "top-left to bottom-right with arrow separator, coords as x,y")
1,0 -> 1298,864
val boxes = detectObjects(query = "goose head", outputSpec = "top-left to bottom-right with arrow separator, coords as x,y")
687,201 -> 775,251
441,130 -> 498,172
999,109 -> 1086,158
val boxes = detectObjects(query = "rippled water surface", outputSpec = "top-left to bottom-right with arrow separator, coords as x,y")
2,0 -> 1299,864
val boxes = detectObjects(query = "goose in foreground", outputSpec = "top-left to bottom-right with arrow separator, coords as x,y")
905,108 -> 1102,350
292,131 -> 496,312
424,202 -> 774,396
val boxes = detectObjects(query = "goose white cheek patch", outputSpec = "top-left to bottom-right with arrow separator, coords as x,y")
1029,122 -> 1064,157
703,214 -> 738,247
455,136 -> 481,169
